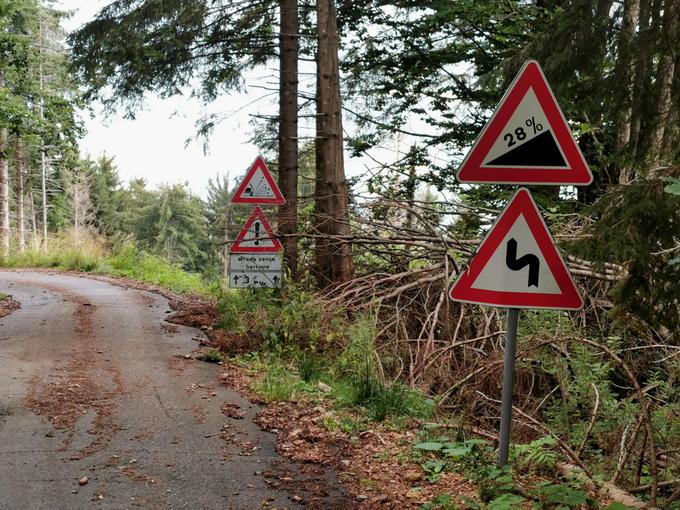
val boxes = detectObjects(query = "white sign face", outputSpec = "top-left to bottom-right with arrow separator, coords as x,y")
455,60 -> 592,185
470,214 -> 561,294
449,188 -> 583,310
480,89 -> 567,169
229,253 -> 282,288
241,166 -> 277,199
231,156 -> 285,205
233,218 -> 280,250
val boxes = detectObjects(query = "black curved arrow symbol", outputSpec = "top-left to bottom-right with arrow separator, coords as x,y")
505,238 -> 540,287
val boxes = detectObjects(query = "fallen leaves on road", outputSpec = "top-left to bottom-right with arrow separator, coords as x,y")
0,293 -> 20,318
25,291 -> 124,459
222,402 -> 245,419
254,403 -> 478,509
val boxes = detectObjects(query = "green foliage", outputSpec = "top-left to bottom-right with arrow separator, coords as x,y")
421,493 -> 484,510
531,481 -> 588,509
69,0 -> 276,113
663,177 -> 680,196
487,494 -> 525,510
510,436 -> 558,472
222,297 -> 434,422
573,179 -> 680,335
296,352 -> 325,383
0,231 -> 107,271
250,357 -> 315,403
196,349 -> 225,363
0,232 -> 208,296
412,436 -> 598,510
108,243 -> 208,295
602,504 -> 636,510
422,459 -> 447,483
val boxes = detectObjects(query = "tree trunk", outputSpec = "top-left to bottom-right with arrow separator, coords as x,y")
15,137 -> 25,252
614,0 -> 640,184
279,0 -> 299,280
648,0 -> 679,175
629,0 -> 652,169
39,17 -> 48,251
41,150 -> 48,250
0,127 -> 9,258
29,190 -> 38,250
314,0 -> 353,287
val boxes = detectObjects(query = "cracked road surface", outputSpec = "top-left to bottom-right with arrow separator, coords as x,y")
0,271 -> 349,510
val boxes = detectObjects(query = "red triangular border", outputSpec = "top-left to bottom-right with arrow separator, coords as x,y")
456,60 -> 592,185
231,156 -> 285,204
449,188 -> 583,310
230,206 -> 283,253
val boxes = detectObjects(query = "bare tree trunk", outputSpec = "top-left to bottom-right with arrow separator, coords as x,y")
661,53 -> 680,157
15,137 -> 25,252
29,190 -> 38,250
648,0 -> 679,175
0,127 -> 9,258
41,151 -> 48,250
614,0 -> 640,184
279,0 -> 299,280
629,0 -> 652,168
39,17 -> 48,251
74,185 -> 79,245
314,0 -> 353,287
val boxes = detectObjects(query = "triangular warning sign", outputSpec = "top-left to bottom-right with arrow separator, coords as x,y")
231,156 -> 285,204
449,188 -> 583,310
230,207 -> 283,253
457,60 -> 592,185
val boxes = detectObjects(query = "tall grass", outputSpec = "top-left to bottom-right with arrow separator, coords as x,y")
0,230 -> 208,296
0,229 -> 108,272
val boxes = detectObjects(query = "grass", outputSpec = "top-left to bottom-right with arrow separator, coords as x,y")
0,231 -> 209,296
232,346 -> 436,424
196,349 -> 225,363
107,244 -> 208,295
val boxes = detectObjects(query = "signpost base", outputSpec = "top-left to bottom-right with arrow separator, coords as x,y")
498,308 -> 520,466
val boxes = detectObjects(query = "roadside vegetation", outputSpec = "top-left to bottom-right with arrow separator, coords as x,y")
0,1 -> 679,508
0,231 -> 208,296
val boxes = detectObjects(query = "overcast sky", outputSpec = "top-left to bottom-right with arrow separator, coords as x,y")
55,1 -> 441,204
56,0 -> 272,198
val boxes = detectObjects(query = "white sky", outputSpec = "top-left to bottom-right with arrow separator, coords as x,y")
57,0 -> 271,198
55,1 -> 445,203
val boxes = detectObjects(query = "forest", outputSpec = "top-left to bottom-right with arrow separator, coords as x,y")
1,0 -> 680,508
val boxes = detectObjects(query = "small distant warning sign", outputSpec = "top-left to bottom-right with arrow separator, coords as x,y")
449,188 -> 583,310
457,60 -> 592,185
230,207 -> 283,253
231,156 -> 285,205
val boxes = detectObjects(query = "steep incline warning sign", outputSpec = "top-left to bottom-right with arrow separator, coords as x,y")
449,188 -> 583,310
231,156 -> 285,204
456,60 -> 592,185
230,207 -> 282,253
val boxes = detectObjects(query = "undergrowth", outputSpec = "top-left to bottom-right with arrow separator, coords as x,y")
223,289 -> 436,423
413,433 -> 634,510
0,231 -> 208,296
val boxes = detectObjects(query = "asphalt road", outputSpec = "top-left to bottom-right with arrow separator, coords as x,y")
0,271 -> 349,510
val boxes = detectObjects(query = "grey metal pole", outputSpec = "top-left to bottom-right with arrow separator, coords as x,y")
498,308 -> 520,466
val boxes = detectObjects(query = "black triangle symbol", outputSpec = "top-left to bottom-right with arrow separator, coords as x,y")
485,130 -> 567,167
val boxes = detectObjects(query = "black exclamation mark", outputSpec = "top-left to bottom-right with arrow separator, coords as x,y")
254,221 -> 261,246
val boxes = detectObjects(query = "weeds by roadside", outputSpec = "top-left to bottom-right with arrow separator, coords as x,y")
0,231 -> 208,296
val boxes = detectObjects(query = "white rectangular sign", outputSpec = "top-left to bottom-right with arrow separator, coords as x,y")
229,253 -> 282,288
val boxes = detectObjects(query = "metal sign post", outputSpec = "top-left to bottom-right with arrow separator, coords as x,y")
498,308 -> 519,466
